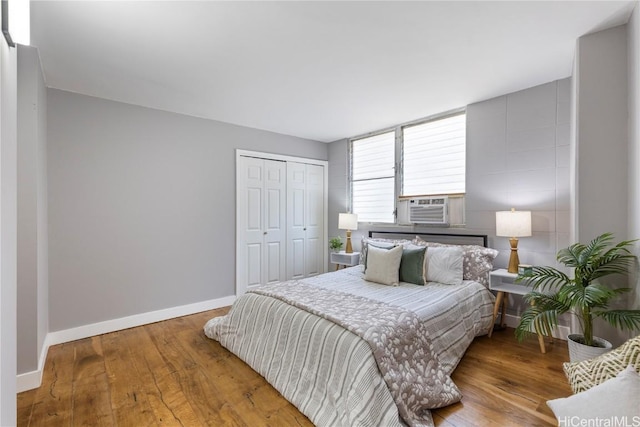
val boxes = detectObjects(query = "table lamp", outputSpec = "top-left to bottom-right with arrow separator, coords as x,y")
338,213 -> 358,254
496,208 -> 532,273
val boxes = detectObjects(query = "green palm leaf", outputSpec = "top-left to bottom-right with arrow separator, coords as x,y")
557,244 -> 583,267
559,282 -> 615,308
595,310 -> 640,331
515,292 -> 569,342
516,266 -> 569,293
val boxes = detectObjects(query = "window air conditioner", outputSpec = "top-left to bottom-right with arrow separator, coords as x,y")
408,197 -> 449,225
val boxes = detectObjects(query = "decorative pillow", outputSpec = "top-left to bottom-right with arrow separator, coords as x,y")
363,242 -> 397,272
547,365 -> 640,421
360,237 -> 412,267
425,246 -> 463,285
563,334 -> 640,394
461,245 -> 499,286
364,244 -> 403,286
399,246 -> 427,285
413,237 -> 498,287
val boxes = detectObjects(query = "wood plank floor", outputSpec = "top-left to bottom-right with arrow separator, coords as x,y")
18,308 -> 572,426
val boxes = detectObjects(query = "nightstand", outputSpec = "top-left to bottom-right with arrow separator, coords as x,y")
330,251 -> 360,270
488,268 -> 547,353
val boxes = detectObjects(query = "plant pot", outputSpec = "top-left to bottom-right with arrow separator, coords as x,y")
567,334 -> 613,363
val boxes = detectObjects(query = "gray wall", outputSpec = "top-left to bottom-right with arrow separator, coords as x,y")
575,26 -> 628,243
327,139 -> 348,263
0,35 -> 18,425
17,45 -> 48,375
466,79 -> 570,272
573,25 -> 630,346
628,3 -> 640,314
48,89 -> 327,332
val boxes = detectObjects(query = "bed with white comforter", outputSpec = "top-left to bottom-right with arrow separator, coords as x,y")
204,265 -> 495,427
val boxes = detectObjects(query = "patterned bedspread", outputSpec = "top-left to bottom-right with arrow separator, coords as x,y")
204,266 -> 495,427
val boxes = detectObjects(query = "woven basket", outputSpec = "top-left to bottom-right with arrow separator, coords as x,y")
567,334 -> 613,362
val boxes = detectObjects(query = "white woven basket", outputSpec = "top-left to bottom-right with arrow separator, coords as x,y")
568,334 -> 613,362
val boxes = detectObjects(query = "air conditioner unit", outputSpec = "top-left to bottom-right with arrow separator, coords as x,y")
408,197 -> 449,225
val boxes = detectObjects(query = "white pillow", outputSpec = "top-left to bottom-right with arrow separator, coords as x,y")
547,365 -> 640,422
364,244 -> 403,286
425,246 -> 464,285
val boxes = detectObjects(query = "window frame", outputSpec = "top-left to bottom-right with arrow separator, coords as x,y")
348,127 -> 399,224
349,108 -> 466,225
400,110 -> 467,198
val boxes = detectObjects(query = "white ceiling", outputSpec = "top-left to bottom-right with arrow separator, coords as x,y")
31,1 -> 636,143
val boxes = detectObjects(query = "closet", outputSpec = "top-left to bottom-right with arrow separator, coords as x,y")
236,151 -> 327,295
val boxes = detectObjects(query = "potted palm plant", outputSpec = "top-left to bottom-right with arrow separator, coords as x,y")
515,232 -> 640,362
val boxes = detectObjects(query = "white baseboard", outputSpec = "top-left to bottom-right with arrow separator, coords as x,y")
16,334 -> 53,392
503,313 -> 570,341
16,295 -> 236,393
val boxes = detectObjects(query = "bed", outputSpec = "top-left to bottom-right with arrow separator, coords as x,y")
204,232 -> 498,427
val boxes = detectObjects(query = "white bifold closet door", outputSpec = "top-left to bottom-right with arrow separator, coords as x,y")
237,153 -> 326,295
287,162 -> 324,279
238,156 -> 287,290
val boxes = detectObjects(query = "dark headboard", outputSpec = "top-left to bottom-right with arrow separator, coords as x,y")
368,231 -> 488,248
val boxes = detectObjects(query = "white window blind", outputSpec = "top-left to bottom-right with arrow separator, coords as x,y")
351,131 -> 395,223
402,113 -> 466,197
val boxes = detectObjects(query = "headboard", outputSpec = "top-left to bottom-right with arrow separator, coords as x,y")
368,231 -> 488,248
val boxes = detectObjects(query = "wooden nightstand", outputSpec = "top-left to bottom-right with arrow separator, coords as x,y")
488,268 -> 547,353
330,251 -> 360,270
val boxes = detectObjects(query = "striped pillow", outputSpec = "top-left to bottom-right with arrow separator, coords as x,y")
563,335 -> 640,394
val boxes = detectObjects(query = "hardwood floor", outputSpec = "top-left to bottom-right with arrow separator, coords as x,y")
18,308 -> 572,426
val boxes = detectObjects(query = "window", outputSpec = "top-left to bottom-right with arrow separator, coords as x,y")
402,113 -> 466,197
351,131 -> 395,223
350,111 -> 465,224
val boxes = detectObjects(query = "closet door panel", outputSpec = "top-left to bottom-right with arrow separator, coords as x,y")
305,237 -> 321,276
304,164 -> 325,277
246,188 -> 262,230
287,162 -> 307,279
239,157 -> 265,290
265,241 -> 283,284
263,160 -> 286,285
246,243 -> 263,287
290,238 -> 305,279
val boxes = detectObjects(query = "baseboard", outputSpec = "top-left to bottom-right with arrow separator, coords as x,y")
16,294 -> 236,393
16,334 -> 53,392
503,313 -> 570,341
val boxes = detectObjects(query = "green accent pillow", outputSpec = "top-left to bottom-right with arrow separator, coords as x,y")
399,246 -> 426,285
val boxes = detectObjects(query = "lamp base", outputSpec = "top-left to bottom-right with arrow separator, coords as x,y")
345,230 -> 353,253
507,237 -> 520,273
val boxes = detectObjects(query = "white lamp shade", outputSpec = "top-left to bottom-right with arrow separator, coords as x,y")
338,213 -> 358,230
496,209 -> 532,237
